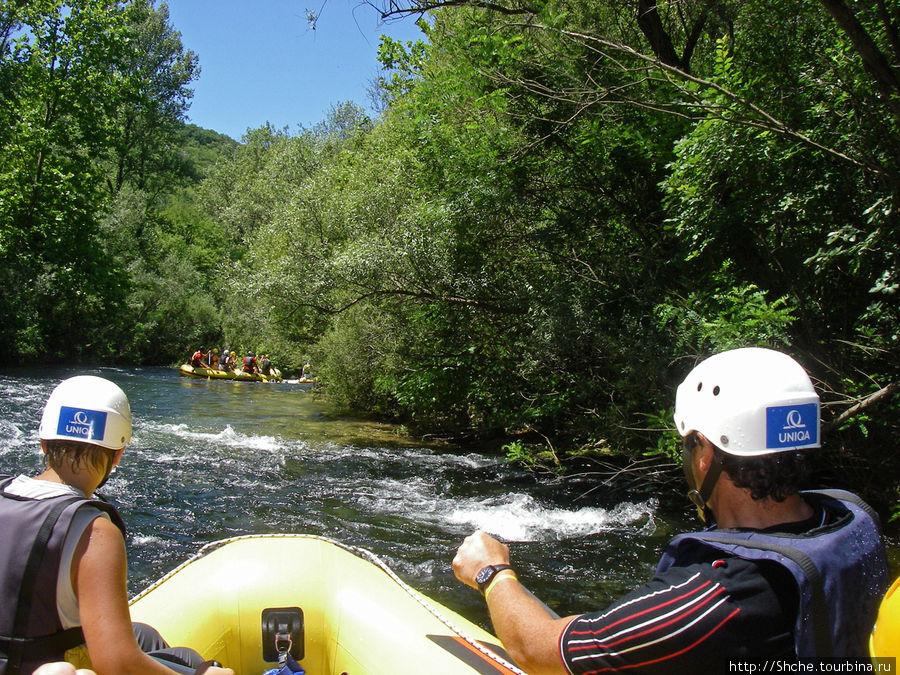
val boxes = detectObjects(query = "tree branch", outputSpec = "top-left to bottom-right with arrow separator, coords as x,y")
528,23 -> 899,184
285,286 -> 528,318
635,0 -> 682,71
824,381 -> 898,432
374,0 -> 536,20
818,0 -> 900,121
874,0 -> 900,64
680,7 -> 710,71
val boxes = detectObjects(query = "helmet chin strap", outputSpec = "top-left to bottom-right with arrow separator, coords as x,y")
686,454 -> 723,525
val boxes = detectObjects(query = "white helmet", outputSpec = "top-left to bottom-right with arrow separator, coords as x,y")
674,347 -> 820,456
39,376 -> 132,450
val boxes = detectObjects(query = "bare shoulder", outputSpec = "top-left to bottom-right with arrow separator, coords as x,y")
73,512 -> 127,589
77,512 -> 125,550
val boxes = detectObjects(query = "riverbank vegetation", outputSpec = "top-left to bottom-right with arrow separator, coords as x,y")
1,1 -> 897,522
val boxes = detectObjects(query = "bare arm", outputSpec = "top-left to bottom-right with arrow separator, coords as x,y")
72,517 -> 233,675
453,530 -> 575,675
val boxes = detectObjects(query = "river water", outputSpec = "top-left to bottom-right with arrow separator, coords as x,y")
1,366 -> 891,635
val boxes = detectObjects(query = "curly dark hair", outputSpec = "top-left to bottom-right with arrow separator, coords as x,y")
43,439 -> 116,475
715,446 -> 812,502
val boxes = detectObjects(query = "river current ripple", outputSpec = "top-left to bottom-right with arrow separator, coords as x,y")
0,366 -> 685,629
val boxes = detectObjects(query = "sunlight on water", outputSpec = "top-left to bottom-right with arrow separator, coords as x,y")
142,421 -> 285,452
446,493 -> 658,541
344,469 -> 659,542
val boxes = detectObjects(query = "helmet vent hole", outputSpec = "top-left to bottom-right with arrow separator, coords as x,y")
713,385 -> 720,396
696,382 -> 703,392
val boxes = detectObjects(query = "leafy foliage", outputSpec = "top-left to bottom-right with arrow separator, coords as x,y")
0,0 -> 200,362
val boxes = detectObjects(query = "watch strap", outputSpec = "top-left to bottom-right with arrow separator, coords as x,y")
476,564 -> 514,593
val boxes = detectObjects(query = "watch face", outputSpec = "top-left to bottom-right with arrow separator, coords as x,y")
476,565 -> 496,586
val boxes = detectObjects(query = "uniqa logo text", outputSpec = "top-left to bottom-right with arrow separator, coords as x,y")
779,429 -> 811,443
65,411 -> 91,436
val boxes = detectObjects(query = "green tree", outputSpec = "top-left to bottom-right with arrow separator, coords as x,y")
106,0 -> 198,196
0,0 -> 132,359
0,0 -> 205,363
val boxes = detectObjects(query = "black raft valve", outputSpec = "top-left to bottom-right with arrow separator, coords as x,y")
261,606 -> 304,664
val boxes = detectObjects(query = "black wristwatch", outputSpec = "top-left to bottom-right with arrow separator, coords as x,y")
475,564 -> 514,593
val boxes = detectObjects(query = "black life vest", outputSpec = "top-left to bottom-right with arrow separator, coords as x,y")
0,477 -> 126,674
657,489 -> 888,657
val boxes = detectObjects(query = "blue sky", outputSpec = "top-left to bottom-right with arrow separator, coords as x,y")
165,0 -> 425,141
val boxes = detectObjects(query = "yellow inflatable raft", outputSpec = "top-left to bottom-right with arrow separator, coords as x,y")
178,364 -> 283,383
129,534 -> 522,675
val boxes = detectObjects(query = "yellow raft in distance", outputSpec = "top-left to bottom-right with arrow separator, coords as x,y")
178,364 -> 283,383
129,534 -> 523,675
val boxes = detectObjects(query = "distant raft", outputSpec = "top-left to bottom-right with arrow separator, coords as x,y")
178,364 -> 283,383
129,534 -> 523,675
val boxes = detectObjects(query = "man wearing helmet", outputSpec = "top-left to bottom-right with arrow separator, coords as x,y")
0,376 -> 233,675
219,348 -> 232,372
453,348 -> 889,673
204,349 -> 219,370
